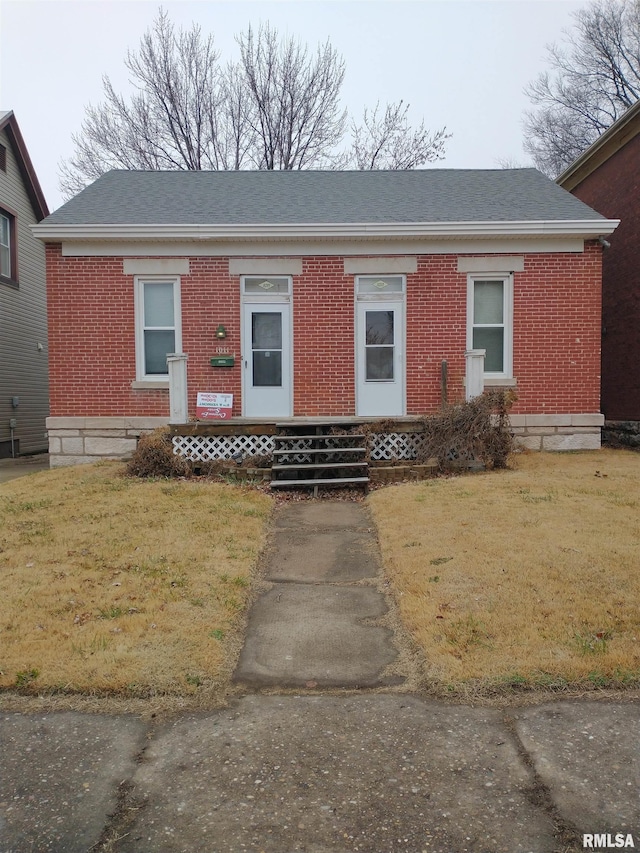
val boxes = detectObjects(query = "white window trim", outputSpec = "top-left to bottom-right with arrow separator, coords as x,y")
240,277 -> 294,418
466,273 -> 513,380
355,274 -> 406,301
0,210 -> 15,281
134,275 -> 182,382
240,274 -> 292,303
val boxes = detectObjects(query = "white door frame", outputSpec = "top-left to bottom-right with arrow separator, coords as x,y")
355,297 -> 405,417
241,298 -> 293,418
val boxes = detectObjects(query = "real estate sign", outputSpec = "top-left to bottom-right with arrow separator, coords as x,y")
196,392 -> 233,420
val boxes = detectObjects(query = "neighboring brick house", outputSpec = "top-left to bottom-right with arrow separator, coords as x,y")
558,100 -> 640,448
33,169 -> 617,466
0,111 -> 49,457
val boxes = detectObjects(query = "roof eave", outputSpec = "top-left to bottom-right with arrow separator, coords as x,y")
557,100 -> 640,191
0,111 -> 49,221
32,219 -> 620,243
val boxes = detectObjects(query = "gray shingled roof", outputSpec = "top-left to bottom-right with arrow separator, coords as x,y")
44,168 -> 605,226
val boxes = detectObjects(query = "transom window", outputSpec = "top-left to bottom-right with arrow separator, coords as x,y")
243,276 -> 290,295
467,274 -> 513,377
356,275 -> 404,296
135,277 -> 182,380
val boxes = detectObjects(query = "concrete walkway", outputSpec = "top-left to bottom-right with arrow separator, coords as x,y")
0,454 -> 49,484
234,502 -> 403,688
1,500 -> 639,853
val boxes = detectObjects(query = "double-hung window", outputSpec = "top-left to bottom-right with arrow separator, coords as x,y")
135,277 -> 182,380
0,209 -> 16,284
467,274 -> 513,379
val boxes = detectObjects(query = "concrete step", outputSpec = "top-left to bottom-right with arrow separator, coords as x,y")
272,462 -> 368,471
273,434 -> 366,442
270,476 -> 370,488
273,447 -> 366,456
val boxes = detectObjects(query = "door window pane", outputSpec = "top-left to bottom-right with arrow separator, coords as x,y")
473,281 -> 504,324
252,313 -> 282,349
366,347 -> 394,380
366,311 -> 394,345
253,351 -> 282,386
473,327 -> 504,373
144,330 -> 175,374
144,282 -> 175,326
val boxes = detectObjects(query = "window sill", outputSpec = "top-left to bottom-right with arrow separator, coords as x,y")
463,377 -> 518,388
131,380 -> 170,390
484,377 -> 518,387
0,275 -> 19,289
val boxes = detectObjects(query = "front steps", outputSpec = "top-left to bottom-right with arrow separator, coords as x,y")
270,423 -> 369,494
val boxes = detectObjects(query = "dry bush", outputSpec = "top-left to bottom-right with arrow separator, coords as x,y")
126,428 -> 191,478
418,390 -> 516,470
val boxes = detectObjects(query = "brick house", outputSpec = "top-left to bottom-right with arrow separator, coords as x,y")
0,111 -> 49,457
557,100 -> 640,447
33,169 -> 617,467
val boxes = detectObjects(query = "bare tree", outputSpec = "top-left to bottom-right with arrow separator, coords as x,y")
350,101 -> 450,170
60,10 -> 451,198
524,0 -> 640,177
207,62 -> 257,171
60,9 -> 222,198
237,24 -> 347,169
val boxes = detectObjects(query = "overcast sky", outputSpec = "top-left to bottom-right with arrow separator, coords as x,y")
0,0 -> 587,212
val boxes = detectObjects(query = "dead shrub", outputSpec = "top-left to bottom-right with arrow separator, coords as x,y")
190,458 -> 228,477
417,390 -> 517,471
126,428 -> 191,478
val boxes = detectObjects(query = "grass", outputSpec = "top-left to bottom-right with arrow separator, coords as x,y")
3,448 -> 640,702
0,462 -> 271,696
369,449 -> 640,692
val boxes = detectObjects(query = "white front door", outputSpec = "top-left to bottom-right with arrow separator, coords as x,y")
356,300 -> 405,416
242,302 -> 292,417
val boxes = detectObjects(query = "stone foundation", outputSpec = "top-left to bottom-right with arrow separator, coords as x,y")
602,420 -> 640,449
46,417 -> 169,467
509,413 -> 604,451
46,413 -> 605,468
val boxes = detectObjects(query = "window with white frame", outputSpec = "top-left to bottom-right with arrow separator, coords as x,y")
467,274 -> 513,377
135,277 -> 182,379
0,210 -> 16,282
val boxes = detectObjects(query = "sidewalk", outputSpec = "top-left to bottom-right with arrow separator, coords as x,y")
0,454 -> 49,484
0,500 -> 638,853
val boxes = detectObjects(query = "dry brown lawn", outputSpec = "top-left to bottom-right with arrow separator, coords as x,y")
4,449 -> 640,701
369,449 -> 640,691
0,462 -> 271,696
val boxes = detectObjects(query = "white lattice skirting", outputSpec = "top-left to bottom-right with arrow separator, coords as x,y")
368,432 -> 429,461
172,432 -> 427,462
172,434 -> 275,461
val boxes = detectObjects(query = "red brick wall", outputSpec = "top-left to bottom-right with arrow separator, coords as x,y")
567,136 -> 640,420
46,243 -> 602,418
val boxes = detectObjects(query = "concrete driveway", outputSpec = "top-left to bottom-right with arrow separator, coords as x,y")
0,454 -> 49,484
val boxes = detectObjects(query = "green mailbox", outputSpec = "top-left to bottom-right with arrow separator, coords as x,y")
210,355 -> 235,368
